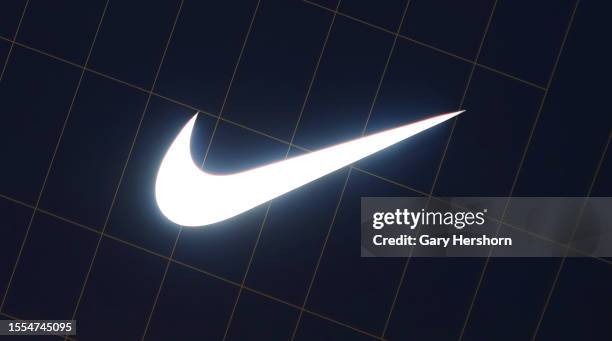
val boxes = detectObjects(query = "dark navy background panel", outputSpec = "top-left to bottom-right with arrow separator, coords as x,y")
0,0 -> 609,340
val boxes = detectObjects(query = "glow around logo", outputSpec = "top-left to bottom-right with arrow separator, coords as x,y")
155,111 -> 462,227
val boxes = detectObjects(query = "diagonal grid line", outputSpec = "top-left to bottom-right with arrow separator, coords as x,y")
0,1 -> 604,339
0,188 -> 611,341
457,1 -> 582,339
141,1 -> 263,339
67,2 -> 185,336
0,0 -> 110,312
3,185 -> 609,271
301,0 -> 546,91
0,26 -> 549,168
290,1 -> 413,338
220,2 -> 343,339
199,0 -> 263,169
0,0 -> 29,83
530,132 -> 610,341
380,0 -> 499,337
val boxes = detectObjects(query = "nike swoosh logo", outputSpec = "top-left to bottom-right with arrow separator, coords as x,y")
156,111 -> 462,226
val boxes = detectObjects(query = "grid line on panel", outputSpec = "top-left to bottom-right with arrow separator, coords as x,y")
153,89 -> 307,148
0,0 -> 110,311
1,190 -> 611,341
0,3 -> 547,98
241,286 -> 389,340
0,193 -> 35,210
0,22 -> 550,165
0,2 -> 606,339
475,62 -> 545,91
396,35 -> 546,91
220,1 -> 343,339
457,2 -> 582,339
531,132 -> 610,341
0,0 -> 28,82
67,2 -> 185,336
302,308 -> 388,341
0,31 -> 310,157
290,1 -> 413,338
199,2 -> 263,167
5,177 -> 610,271
0,32 -> 548,173
141,1 -> 263,339
380,0 -> 500,337
35,206 -> 382,340
428,0 -> 498,199
0,35 -> 150,92
0,32 -> 318,155
4,185 -> 609,270
302,0 -> 547,91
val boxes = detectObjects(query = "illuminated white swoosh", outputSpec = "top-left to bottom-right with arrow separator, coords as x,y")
156,111 -> 462,226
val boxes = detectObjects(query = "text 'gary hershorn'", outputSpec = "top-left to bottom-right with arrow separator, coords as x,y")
370,208 -> 512,247
362,197 -> 612,258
